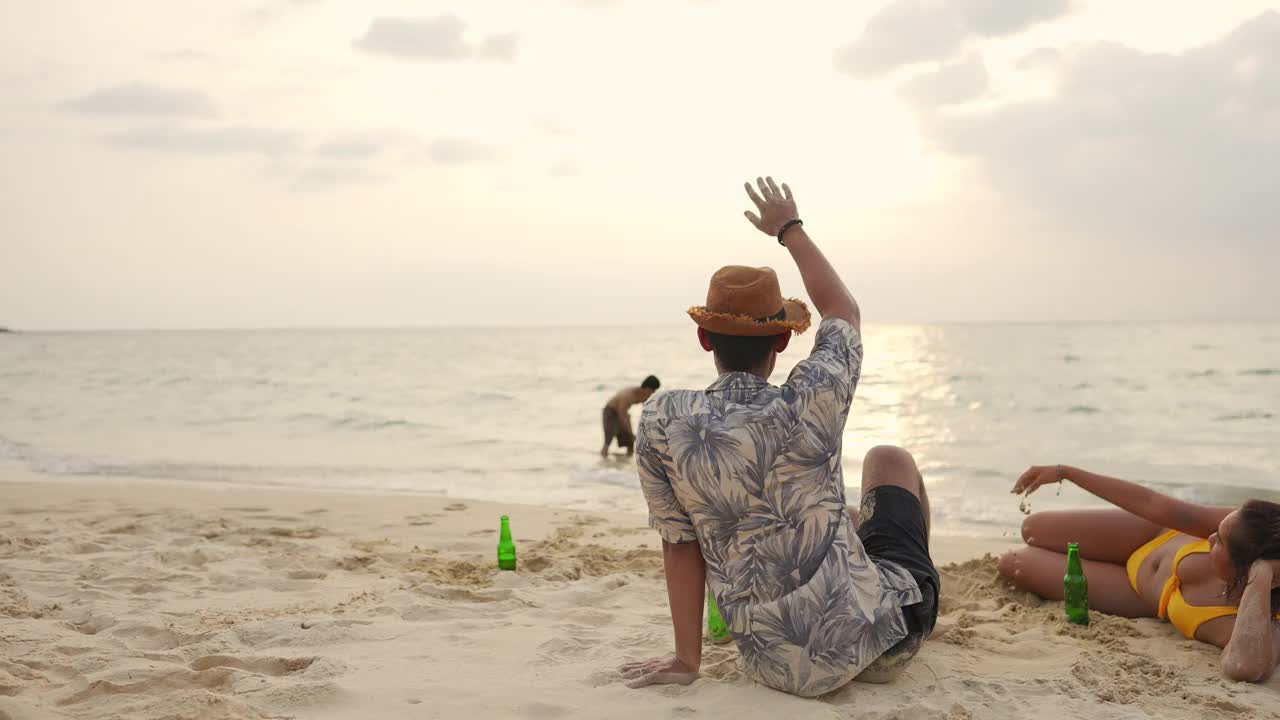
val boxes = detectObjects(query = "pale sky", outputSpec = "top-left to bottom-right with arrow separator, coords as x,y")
2,0 -> 1277,329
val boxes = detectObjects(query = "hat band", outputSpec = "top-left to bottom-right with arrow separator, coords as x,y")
756,307 -> 786,323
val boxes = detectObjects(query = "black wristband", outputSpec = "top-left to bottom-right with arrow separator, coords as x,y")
777,219 -> 803,246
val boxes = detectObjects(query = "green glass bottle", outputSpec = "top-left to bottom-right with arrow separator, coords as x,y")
706,589 -> 731,644
497,515 -> 516,571
1064,541 -> 1089,626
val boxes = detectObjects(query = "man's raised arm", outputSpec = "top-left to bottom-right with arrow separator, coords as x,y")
744,177 -> 859,330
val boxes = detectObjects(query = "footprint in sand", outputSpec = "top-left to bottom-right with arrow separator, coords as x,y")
523,557 -> 552,572
66,613 -> 116,636
443,503 -> 468,512
112,624 -> 202,651
129,582 -> 165,595
8,506 -> 57,516
335,555 -> 377,571
537,636 -> 596,661
189,655 -> 317,676
260,526 -> 324,539
59,668 -> 236,706
106,522 -> 144,535
253,514 -> 308,524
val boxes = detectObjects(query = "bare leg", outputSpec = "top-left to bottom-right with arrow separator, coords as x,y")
1021,509 -> 1163,564
860,445 -> 930,538
853,446 -> 932,684
998,546 -> 1154,618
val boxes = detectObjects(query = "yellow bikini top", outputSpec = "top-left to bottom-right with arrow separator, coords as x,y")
1161,536 -> 1280,640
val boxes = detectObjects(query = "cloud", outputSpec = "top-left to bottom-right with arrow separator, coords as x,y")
353,16 -> 519,63
291,135 -> 491,190
954,0 -> 1070,36
107,124 -> 301,156
919,11 -> 1280,249
478,32 -> 520,63
1016,47 -> 1061,71
86,115 -> 491,193
239,0 -> 324,27
291,162 -> 385,192
355,16 -> 468,61
836,2 -> 966,79
313,132 -> 403,160
314,131 -> 488,165
95,121 -> 488,187
898,52 -> 988,107
61,85 -> 216,117
837,0 -> 1070,77
420,138 -> 493,165
291,135 -> 492,191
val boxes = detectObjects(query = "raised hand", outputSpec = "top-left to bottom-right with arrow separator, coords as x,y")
1013,465 -> 1065,496
1248,558 -> 1280,590
619,656 -> 698,689
743,176 -> 798,236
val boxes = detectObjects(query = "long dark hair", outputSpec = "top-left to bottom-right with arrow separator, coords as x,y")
1226,499 -> 1280,613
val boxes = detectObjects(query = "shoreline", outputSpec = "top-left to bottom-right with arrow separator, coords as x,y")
2,477 -> 1276,719
0,474 -> 1014,563
0,461 -> 1031,542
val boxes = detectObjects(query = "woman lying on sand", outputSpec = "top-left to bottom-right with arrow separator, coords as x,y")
999,465 -> 1280,682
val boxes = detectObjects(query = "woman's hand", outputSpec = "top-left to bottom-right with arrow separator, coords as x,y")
743,176 -> 799,236
1013,465 -> 1067,496
1248,558 -> 1280,590
619,656 -> 699,689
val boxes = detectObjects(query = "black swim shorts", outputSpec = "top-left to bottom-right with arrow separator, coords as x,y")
856,485 -> 940,646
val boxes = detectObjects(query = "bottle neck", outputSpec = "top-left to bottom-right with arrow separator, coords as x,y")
1066,548 -> 1083,574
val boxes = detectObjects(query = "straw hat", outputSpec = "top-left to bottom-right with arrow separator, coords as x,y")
687,266 -> 812,336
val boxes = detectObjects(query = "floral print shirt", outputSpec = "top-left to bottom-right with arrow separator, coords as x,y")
636,318 -> 921,696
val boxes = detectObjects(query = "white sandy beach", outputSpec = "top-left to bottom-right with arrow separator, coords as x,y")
2,473 -> 1277,720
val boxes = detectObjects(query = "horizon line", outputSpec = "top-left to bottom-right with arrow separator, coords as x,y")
5,316 -> 1280,334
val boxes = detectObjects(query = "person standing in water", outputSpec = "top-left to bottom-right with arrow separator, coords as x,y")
601,376 -> 661,457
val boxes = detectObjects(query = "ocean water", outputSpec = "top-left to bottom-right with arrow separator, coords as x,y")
1,323 -> 1277,537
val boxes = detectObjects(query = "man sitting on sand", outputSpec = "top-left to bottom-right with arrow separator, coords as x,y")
619,178 -> 939,697
601,376 -> 661,457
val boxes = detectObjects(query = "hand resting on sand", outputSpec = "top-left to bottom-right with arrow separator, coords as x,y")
619,656 -> 699,689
